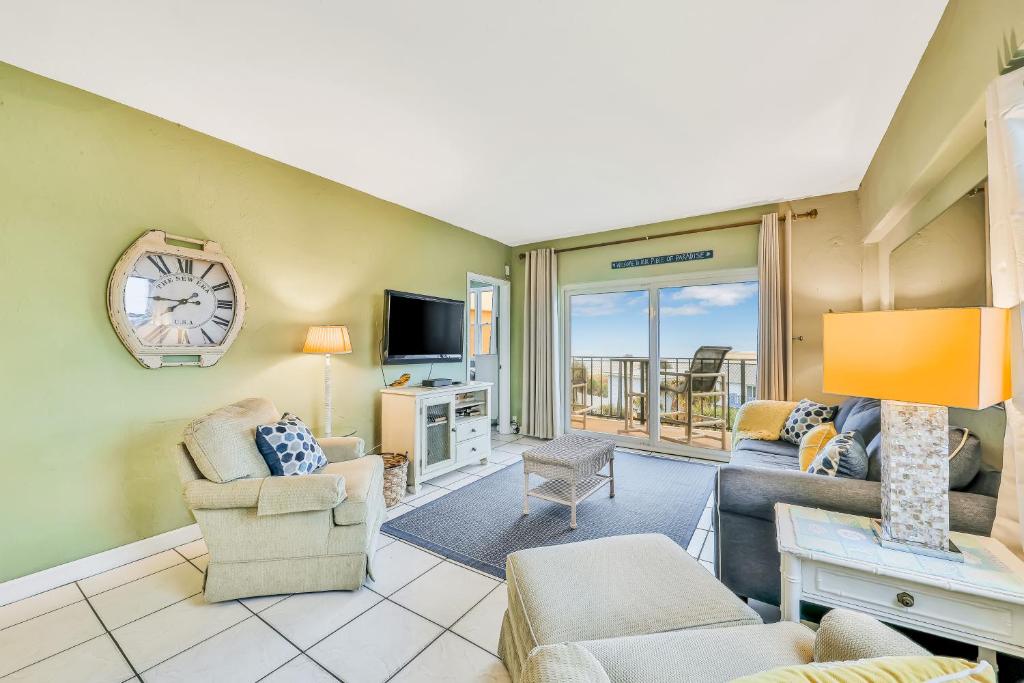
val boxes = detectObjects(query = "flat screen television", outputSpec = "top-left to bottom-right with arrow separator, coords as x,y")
383,290 -> 465,364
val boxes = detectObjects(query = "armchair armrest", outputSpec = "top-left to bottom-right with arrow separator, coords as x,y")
522,644 -> 611,683
733,400 -> 797,441
184,474 -> 347,516
814,608 -> 928,662
320,436 -> 365,462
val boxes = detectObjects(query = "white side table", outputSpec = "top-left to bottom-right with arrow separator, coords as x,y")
775,503 -> 1024,673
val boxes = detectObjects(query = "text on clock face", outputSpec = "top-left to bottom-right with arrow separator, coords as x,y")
124,251 -> 236,347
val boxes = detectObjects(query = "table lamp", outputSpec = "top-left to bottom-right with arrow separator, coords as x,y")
303,325 -> 352,437
823,308 -> 1010,561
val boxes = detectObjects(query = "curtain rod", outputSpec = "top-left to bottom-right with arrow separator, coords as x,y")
517,209 -> 818,259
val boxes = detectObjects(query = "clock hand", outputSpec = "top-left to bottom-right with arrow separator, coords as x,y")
169,299 -> 202,312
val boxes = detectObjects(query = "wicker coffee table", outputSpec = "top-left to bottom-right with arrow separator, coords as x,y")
522,434 -> 615,529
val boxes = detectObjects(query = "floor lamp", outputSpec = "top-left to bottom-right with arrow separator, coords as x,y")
303,325 -> 352,437
823,308 -> 1010,561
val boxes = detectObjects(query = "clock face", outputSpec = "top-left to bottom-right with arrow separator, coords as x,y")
125,251 -> 238,347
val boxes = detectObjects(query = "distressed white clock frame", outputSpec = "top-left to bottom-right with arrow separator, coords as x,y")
775,503 -> 1024,674
107,230 -> 247,368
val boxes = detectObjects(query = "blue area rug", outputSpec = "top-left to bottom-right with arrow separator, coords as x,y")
381,450 -> 716,579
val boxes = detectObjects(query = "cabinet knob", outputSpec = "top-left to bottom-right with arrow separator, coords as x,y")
896,591 -> 914,608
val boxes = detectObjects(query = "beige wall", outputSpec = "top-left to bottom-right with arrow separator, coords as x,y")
785,192 -> 864,404
890,191 -> 987,310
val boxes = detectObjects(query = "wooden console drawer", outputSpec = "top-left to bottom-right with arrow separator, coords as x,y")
456,433 -> 489,462
455,417 -> 489,443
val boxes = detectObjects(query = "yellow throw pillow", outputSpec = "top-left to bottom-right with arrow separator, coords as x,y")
730,657 -> 994,683
799,422 -> 837,472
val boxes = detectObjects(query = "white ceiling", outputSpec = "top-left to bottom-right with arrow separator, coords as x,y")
0,1 -> 946,245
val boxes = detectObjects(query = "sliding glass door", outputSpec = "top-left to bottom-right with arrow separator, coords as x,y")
564,273 -> 758,457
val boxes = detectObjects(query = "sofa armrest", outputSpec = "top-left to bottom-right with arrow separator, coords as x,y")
320,436 -> 365,463
521,644 -> 611,683
814,608 -> 928,662
733,400 -> 798,441
717,465 -> 997,535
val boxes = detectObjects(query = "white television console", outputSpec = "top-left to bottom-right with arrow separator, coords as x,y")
380,381 -> 492,493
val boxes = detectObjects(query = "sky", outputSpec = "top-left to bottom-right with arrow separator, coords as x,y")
570,281 -> 758,358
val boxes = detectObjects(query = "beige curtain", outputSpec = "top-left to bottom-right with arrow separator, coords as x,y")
986,68 -> 1024,559
521,248 -> 562,439
757,212 -> 790,400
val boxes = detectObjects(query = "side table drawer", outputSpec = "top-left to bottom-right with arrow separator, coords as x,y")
455,417 -> 489,443
807,564 -> 1018,642
456,434 -> 490,462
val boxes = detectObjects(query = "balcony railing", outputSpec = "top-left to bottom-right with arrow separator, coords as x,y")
569,355 -> 757,430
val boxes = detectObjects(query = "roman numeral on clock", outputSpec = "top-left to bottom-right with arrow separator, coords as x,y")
176,258 -> 193,274
199,263 -> 215,280
216,299 -> 234,310
176,329 -> 190,345
147,254 -> 171,275
212,316 -> 231,328
211,281 -> 230,292
201,328 -> 216,344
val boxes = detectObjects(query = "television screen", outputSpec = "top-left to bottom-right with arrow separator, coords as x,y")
383,290 -> 465,364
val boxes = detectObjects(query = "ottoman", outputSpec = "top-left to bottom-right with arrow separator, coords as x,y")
499,534 -> 762,681
522,433 -> 615,529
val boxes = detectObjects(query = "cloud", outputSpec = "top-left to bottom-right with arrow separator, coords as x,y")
670,282 -> 757,307
661,304 -> 707,317
571,292 -> 648,317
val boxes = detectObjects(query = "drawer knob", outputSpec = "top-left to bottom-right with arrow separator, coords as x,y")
896,591 -> 915,608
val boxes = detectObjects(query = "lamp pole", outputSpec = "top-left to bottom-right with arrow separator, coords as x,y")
323,352 -> 333,437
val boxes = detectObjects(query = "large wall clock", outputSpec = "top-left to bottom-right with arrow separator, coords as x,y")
107,230 -> 246,368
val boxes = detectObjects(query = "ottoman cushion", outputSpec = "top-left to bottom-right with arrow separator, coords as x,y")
523,434 -> 614,478
505,534 -> 761,660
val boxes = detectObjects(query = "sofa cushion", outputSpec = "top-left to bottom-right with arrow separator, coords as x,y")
732,439 -> 800,470
781,399 -> 835,445
579,622 -> 813,683
834,397 -> 881,445
322,455 -> 384,526
799,423 -> 837,471
255,413 -> 328,476
505,534 -> 760,653
807,432 -> 869,480
949,428 -> 982,491
183,398 -> 277,483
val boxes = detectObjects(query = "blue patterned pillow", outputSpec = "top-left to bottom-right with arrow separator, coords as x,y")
807,431 -> 869,479
255,413 -> 327,476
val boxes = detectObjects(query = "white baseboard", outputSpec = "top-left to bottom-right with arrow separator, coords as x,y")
0,524 -> 201,607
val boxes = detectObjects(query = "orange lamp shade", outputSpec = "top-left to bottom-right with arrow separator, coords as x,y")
303,325 -> 352,354
822,308 -> 1011,410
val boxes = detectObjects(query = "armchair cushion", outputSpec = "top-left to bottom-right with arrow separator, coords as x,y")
813,608 -> 928,662
184,398 -> 277,483
322,454 -> 384,526
521,644 -> 610,683
734,400 -> 799,441
256,473 -> 346,516
255,414 -> 327,476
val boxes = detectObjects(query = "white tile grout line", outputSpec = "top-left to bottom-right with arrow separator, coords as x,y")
76,581 -> 142,682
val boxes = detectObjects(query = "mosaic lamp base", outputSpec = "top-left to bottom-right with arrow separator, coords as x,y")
874,400 -> 962,563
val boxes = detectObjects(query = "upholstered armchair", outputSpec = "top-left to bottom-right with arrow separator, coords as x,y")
174,398 -> 385,602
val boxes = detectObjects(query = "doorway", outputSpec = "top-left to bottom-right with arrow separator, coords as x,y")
466,273 -> 512,434
562,269 -> 758,459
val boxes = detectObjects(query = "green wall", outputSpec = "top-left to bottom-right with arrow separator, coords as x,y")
509,205 -> 767,421
859,0 -> 1024,238
0,62 -> 512,582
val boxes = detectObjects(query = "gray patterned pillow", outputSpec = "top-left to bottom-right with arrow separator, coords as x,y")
807,431 -> 869,479
781,399 -> 835,444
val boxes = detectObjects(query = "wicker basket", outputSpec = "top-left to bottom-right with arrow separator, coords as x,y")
381,453 -> 409,508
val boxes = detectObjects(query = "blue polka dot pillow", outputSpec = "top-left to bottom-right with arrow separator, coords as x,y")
255,413 -> 327,476
780,399 -> 836,445
807,431 -> 869,479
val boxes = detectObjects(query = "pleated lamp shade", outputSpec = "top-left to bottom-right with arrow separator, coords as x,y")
303,325 -> 352,354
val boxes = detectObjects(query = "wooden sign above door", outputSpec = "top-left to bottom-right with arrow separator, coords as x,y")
611,249 -> 713,270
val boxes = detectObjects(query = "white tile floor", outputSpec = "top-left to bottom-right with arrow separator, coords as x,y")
0,431 -> 718,682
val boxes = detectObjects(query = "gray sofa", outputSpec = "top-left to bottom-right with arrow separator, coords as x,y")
718,397 -> 1001,606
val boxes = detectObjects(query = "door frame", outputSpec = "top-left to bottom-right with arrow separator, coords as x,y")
465,272 -> 512,435
560,266 -> 757,460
